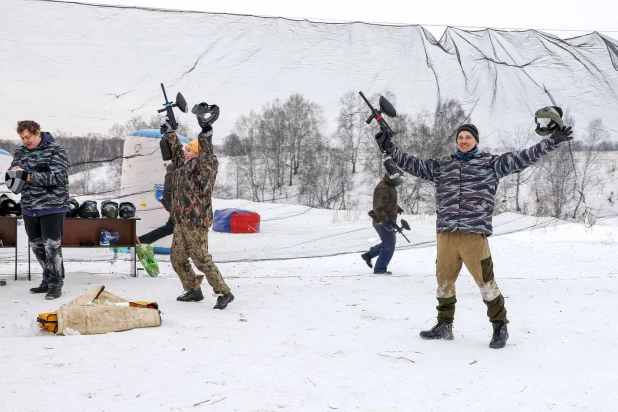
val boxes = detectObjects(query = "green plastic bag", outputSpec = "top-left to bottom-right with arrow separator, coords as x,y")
137,244 -> 160,277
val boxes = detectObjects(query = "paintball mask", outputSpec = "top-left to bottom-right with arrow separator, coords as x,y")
192,103 -> 220,129
535,106 -> 564,137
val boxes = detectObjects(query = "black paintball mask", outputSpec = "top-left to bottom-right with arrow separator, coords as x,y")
535,106 -> 564,137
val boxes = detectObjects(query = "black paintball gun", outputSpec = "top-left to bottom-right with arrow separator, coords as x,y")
368,210 -> 411,243
158,83 -> 188,161
359,91 -> 402,180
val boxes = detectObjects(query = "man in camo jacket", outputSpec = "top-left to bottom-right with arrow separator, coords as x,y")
375,121 -> 573,348
160,116 -> 234,310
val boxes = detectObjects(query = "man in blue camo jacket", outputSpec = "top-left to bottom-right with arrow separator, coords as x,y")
375,122 -> 573,348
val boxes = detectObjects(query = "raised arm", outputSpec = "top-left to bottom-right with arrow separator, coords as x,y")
375,131 -> 439,182
194,126 -> 218,200
491,138 -> 556,179
388,144 -> 440,182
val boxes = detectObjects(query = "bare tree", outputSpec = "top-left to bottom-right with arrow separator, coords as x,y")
571,118 -> 607,219
259,100 -> 289,199
534,144 -> 576,217
283,94 -> 324,185
335,91 -> 373,173
222,133 -> 243,156
299,146 -> 354,209
232,111 -> 266,202
495,126 -> 535,213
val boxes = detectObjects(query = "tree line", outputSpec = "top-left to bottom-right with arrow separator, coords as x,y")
0,97 -> 615,222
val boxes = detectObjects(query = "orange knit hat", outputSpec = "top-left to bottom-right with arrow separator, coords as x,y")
186,141 -> 199,154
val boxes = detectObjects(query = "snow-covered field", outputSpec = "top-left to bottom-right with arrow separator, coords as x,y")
1,199 -> 617,411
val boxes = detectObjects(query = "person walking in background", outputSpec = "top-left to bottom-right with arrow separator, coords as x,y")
361,173 -> 404,275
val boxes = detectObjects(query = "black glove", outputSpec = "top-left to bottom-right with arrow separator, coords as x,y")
550,126 -> 573,144
159,116 -> 174,135
375,131 -> 392,152
397,206 -> 404,215
197,114 -> 209,131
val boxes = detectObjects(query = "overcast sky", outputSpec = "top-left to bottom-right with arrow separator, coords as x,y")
74,0 -> 618,39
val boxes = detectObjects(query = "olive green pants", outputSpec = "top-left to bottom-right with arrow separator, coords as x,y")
434,232 -> 508,324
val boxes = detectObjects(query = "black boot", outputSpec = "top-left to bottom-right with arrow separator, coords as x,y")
30,281 -> 49,294
214,292 -> 235,310
489,321 -> 509,349
45,284 -> 62,300
177,288 -> 204,302
361,253 -> 373,268
420,322 -> 454,340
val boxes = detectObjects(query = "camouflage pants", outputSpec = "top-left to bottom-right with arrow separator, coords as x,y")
170,224 -> 230,294
434,232 -> 508,324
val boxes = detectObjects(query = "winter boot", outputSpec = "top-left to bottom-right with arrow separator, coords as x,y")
214,292 -> 235,310
373,270 -> 392,275
45,284 -> 62,300
420,322 -> 454,340
489,321 -> 509,349
177,288 -> 204,302
361,253 -> 373,268
30,281 -> 49,294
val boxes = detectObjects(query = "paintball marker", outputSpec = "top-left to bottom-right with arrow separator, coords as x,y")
158,83 -> 188,161
368,210 -> 411,243
359,91 -> 403,180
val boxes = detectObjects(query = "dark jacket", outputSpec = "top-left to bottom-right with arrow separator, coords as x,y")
160,163 -> 174,212
372,175 -> 400,227
10,132 -> 70,216
387,139 -> 556,235
165,131 -> 217,228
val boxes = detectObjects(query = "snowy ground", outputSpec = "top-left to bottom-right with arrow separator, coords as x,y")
1,202 -> 617,411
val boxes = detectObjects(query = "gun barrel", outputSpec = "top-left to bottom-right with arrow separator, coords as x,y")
161,83 -> 170,104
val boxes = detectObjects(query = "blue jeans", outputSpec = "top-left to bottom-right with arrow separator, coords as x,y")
368,225 -> 396,273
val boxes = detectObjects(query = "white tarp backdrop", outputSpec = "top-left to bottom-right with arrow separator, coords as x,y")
0,0 -> 617,145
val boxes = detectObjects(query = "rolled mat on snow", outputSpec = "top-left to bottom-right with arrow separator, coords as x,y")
37,286 -> 161,335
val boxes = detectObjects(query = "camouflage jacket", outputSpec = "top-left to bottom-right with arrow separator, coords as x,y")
165,131 -> 218,228
372,177 -> 400,227
387,138 -> 556,235
10,132 -> 70,215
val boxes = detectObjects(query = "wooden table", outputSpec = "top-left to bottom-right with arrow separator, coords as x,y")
0,216 -> 20,280
23,217 -> 141,280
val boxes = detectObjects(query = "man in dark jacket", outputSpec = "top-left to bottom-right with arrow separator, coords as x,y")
138,163 -> 175,244
160,114 -> 234,309
375,121 -> 573,349
361,173 -> 404,274
10,121 -> 70,300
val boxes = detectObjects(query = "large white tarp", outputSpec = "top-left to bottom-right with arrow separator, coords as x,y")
0,0 -> 617,144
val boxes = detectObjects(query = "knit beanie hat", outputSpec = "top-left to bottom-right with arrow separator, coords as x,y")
456,124 -> 479,142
